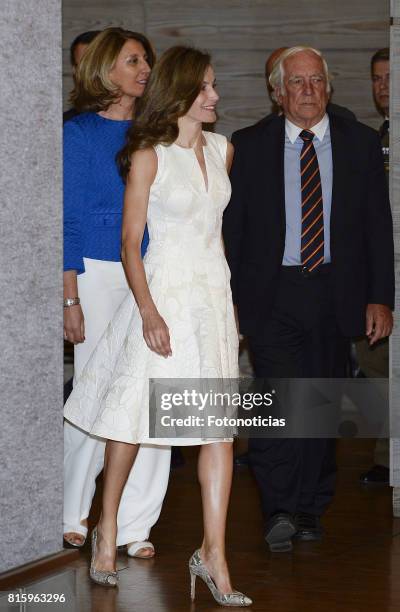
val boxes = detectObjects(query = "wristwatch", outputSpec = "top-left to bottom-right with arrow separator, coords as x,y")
64,297 -> 80,308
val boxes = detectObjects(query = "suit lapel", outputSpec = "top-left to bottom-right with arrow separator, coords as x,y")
329,113 -> 349,243
260,115 -> 286,232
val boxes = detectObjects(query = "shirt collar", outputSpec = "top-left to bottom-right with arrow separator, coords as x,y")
285,113 -> 329,144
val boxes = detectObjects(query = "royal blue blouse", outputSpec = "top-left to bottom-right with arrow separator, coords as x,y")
63,112 -> 148,274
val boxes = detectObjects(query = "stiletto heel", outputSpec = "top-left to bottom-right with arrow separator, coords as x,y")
188,549 -> 252,607
190,571 -> 196,601
90,527 -> 119,587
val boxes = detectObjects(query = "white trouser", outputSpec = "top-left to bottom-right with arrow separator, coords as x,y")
64,258 -> 171,546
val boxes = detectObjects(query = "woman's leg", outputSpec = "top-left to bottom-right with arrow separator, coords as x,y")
93,440 -> 139,573
198,441 -> 234,592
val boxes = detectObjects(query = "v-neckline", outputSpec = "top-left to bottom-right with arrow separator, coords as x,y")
173,133 -> 209,194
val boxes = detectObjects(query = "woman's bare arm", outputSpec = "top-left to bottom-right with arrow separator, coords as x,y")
121,148 -> 172,357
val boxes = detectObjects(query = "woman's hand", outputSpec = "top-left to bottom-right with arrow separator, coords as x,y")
64,305 -> 85,344
142,308 -> 172,357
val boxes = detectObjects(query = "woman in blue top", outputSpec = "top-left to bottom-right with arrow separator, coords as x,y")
63,27 -> 171,556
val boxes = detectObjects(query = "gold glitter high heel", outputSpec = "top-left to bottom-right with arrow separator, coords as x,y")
189,549 -> 252,607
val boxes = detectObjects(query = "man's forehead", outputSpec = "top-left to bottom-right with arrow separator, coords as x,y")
284,52 -> 324,73
372,60 -> 389,74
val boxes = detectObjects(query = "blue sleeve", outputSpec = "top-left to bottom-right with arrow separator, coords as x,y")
63,120 -> 89,274
141,224 -> 149,258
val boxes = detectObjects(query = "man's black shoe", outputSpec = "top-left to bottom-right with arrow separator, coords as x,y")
360,464 -> 389,485
294,513 -> 323,541
234,452 -> 249,467
265,513 -> 296,552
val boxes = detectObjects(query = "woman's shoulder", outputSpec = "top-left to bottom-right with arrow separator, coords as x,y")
128,147 -> 159,181
132,147 -> 158,162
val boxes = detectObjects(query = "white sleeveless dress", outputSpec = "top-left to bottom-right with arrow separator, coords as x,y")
64,131 -> 239,444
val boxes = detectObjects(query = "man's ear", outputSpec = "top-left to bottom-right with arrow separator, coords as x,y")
274,86 -> 283,105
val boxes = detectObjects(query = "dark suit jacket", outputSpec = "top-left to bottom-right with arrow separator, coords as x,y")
222,113 -> 395,338
327,102 -> 356,121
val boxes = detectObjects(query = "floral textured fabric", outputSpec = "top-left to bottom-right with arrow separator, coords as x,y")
64,131 -> 239,444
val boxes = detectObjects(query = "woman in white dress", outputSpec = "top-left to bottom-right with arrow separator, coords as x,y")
64,46 -> 252,607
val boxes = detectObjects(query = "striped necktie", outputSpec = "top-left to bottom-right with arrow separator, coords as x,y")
300,129 -> 324,272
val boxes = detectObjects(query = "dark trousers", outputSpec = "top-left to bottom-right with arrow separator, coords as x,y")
247,265 -> 349,521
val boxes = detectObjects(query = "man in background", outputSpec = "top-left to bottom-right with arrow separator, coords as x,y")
371,48 -> 390,172
359,48 -> 391,485
63,30 -> 100,123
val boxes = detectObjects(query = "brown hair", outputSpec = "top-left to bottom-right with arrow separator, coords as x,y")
70,27 -> 155,112
118,46 -> 212,180
371,48 -> 389,73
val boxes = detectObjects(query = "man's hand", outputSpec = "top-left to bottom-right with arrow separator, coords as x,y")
366,303 -> 393,345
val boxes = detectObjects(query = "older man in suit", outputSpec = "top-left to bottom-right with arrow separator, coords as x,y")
223,46 -> 394,552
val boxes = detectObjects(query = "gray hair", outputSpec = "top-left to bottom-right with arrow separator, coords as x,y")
269,46 -> 332,101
